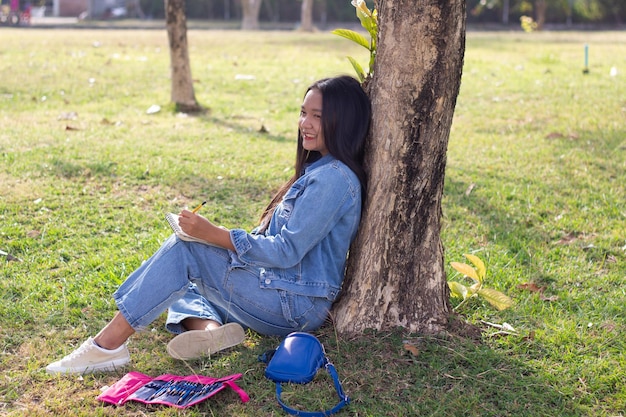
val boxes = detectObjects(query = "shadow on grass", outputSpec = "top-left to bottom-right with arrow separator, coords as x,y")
325,328 -> 584,417
0,321 -> 587,416
197,112 -> 292,145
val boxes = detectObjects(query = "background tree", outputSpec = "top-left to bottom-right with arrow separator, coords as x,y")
333,0 -> 466,334
241,0 -> 263,30
299,0 -> 314,31
534,0 -> 547,29
165,0 -> 201,112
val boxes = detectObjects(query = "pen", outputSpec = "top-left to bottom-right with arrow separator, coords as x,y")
146,380 -> 173,401
176,382 -> 199,405
191,201 -> 206,214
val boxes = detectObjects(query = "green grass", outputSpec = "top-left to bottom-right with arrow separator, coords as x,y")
1,28 -> 625,416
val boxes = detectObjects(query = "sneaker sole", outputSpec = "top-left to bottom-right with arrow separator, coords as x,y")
166,322 -> 245,360
46,357 -> 130,375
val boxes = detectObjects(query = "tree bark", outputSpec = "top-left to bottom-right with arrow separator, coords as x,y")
241,0 -> 263,30
300,0 -> 314,32
165,0 -> 201,112
333,0 -> 466,335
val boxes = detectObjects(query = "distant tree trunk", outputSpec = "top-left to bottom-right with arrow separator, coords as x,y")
319,0 -> 327,26
300,0 -> 314,31
502,0 -> 509,24
224,0 -> 231,20
263,0 -> 279,22
126,0 -> 145,18
241,0 -> 262,30
165,0 -> 201,112
333,0 -> 466,335
565,0 -> 573,26
535,0 -> 546,30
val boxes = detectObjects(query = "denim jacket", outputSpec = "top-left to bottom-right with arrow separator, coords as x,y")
229,154 -> 362,302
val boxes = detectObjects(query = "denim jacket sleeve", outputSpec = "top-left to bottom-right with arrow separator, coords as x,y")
229,157 -> 361,272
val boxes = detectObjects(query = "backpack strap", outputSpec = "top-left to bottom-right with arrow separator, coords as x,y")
274,357 -> 350,417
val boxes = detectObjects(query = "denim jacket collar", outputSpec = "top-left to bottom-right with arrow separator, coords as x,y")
304,154 -> 335,173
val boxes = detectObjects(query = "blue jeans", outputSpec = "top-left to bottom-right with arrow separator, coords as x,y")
113,235 -> 331,337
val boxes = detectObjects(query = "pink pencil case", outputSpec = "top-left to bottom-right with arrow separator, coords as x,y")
97,371 -> 249,409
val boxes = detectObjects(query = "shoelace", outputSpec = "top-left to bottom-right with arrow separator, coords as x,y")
62,340 -> 94,361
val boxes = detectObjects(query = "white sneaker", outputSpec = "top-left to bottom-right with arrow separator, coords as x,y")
167,322 -> 245,360
46,337 -> 130,375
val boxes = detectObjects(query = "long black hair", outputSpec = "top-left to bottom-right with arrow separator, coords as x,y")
259,75 -> 371,229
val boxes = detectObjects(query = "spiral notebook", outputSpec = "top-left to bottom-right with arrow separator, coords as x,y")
165,213 -> 211,244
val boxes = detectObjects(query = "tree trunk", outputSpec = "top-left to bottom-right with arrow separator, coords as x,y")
502,0 -> 510,24
333,0 -> 466,335
241,0 -> 262,30
535,0 -> 546,30
126,0 -> 145,19
165,0 -> 201,113
300,0 -> 314,32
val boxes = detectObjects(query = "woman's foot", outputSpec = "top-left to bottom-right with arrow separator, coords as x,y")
46,337 -> 130,375
166,322 -> 246,360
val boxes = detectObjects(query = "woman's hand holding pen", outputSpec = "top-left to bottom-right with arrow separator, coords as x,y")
178,209 -> 210,235
178,209 -> 235,251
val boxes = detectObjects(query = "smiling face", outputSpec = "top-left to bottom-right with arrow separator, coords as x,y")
299,88 -> 328,156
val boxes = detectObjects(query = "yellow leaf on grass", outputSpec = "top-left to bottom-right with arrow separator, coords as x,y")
448,281 -> 468,299
464,254 -> 486,280
450,262 -> 480,283
478,288 -> 513,311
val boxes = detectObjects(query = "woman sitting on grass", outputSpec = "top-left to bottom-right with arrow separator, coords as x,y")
46,75 -> 372,374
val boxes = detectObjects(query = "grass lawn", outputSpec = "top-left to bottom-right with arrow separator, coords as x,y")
0,26 -> 625,416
